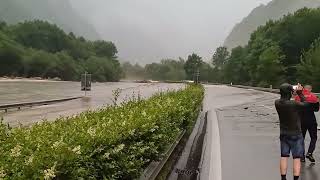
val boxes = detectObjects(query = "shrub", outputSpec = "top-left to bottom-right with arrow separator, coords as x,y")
0,84 -> 204,179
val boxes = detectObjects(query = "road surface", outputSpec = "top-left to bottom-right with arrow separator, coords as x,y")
201,85 -> 320,180
0,81 -> 183,127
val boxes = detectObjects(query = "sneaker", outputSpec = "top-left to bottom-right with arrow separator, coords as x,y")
306,153 -> 315,163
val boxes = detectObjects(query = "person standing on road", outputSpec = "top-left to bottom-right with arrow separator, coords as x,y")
275,83 -> 306,180
294,85 -> 319,163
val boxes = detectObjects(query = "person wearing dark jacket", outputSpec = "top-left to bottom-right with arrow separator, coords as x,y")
295,85 -> 319,163
275,83 -> 307,180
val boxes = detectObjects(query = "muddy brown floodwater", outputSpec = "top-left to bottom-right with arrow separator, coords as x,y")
0,81 -> 184,127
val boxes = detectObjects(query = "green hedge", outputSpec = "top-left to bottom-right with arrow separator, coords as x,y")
0,84 -> 204,179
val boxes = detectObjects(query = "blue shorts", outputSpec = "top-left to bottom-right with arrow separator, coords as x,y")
280,134 -> 304,159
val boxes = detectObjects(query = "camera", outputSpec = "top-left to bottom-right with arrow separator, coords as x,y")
292,85 -> 298,90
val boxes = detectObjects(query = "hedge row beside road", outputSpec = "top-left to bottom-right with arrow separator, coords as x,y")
0,84 -> 204,179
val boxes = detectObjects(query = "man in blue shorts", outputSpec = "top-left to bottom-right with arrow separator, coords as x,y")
275,83 -> 307,180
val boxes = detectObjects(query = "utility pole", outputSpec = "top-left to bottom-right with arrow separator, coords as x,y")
84,72 -> 87,96
195,69 -> 200,84
81,72 -> 92,97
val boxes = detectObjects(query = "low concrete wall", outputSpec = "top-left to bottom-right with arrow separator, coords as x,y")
230,85 -> 280,94
198,110 -> 222,180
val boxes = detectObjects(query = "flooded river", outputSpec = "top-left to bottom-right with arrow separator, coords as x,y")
0,80 -> 183,126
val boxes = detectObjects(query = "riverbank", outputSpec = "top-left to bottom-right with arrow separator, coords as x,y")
0,77 -> 62,82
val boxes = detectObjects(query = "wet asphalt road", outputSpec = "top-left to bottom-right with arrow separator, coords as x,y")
202,85 -> 320,180
0,81 -> 183,126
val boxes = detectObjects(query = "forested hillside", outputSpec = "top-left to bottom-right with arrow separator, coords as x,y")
0,20 -> 122,82
0,0 -> 99,40
224,0 -> 320,48
218,8 -> 320,90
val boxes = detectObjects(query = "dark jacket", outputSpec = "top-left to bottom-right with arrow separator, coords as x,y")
299,102 -> 319,126
295,90 -> 319,126
275,90 -> 307,135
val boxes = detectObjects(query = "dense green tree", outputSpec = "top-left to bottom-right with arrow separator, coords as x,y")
212,46 -> 229,70
84,56 -> 121,82
121,62 -> 145,80
0,0 -> 100,40
198,62 -> 215,82
23,49 -> 58,78
66,37 -> 92,60
0,20 -> 123,82
297,38 -> 320,91
222,46 -> 249,84
0,41 -> 23,76
214,8 -> 320,87
160,59 -> 186,81
0,21 -> 7,30
123,59 -> 186,81
92,40 -> 118,58
184,53 -> 203,80
255,44 -> 285,87
224,0 -> 320,49
144,63 -> 167,80
53,51 -> 81,81
246,8 -> 320,83
8,20 -> 69,53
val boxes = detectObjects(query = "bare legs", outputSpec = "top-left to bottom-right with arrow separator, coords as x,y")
293,159 -> 301,177
280,157 -> 301,179
280,157 -> 288,176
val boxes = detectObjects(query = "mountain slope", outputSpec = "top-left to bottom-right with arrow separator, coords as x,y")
224,0 -> 320,49
0,0 -> 99,40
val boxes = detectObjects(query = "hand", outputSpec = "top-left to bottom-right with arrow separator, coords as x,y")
297,83 -> 303,91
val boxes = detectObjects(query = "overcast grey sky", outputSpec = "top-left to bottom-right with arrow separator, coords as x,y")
70,0 -> 272,64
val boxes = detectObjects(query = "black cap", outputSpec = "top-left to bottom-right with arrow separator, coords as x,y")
280,83 -> 293,95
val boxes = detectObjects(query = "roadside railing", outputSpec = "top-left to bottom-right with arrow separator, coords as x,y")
0,96 -> 82,113
229,84 -> 280,94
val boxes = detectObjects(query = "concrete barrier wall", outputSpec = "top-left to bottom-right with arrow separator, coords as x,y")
229,85 -> 280,94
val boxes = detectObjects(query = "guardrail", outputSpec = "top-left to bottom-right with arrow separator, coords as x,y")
0,96 -> 82,113
139,130 -> 186,180
229,85 -> 280,94
229,84 -> 320,96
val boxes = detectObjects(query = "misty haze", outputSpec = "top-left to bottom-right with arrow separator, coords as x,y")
69,0 -> 271,63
